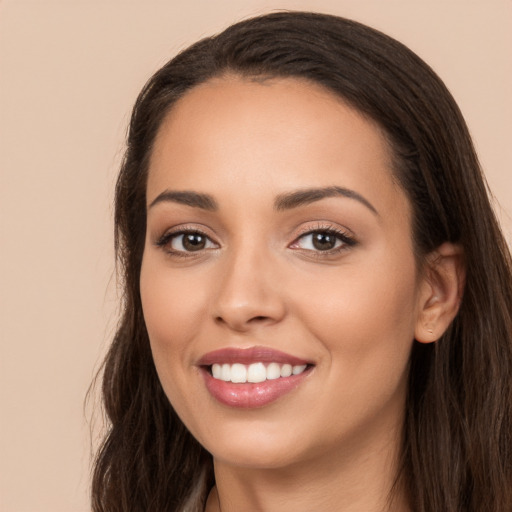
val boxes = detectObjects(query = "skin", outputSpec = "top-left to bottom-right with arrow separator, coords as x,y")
140,76 -> 463,511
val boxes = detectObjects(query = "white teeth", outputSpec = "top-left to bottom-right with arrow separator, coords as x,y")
247,362 -> 267,383
230,363 -> 247,383
210,361 -> 308,382
292,364 -> 307,375
221,363 -> 231,382
212,363 -> 222,379
266,362 -> 281,380
280,364 -> 292,377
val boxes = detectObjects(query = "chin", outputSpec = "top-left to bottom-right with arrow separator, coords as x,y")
210,442 -> 303,470
196,419 -> 310,470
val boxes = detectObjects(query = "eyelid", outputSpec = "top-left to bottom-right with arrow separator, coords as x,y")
152,221 -> 357,258
154,224 -> 220,254
289,222 -> 357,254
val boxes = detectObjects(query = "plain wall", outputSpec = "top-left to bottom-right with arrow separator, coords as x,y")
1,1 -> 510,510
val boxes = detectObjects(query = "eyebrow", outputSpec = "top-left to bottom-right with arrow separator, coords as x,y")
148,190 -> 218,211
148,186 -> 378,215
274,186 -> 379,215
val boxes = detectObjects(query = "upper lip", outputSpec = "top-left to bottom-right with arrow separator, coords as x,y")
197,346 -> 312,366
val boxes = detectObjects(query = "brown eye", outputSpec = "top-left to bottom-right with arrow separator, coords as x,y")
290,228 -> 357,254
182,233 -> 206,251
295,230 -> 343,251
311,232 -> 337,251
169,232 -> 216,252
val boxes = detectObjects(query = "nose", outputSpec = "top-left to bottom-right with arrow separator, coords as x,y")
212,245 -> 287,332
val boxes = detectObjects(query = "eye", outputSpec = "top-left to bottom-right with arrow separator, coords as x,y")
156,230 -> 218,253
298,231 -> 341,251
290,227 -> 356,253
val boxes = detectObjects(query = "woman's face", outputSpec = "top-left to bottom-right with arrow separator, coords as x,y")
141,77 -> 428,469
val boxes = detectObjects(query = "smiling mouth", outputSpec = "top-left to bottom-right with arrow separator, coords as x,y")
208,362 -> 310,383
198,346 -> 314,407
201,363 -> 313,408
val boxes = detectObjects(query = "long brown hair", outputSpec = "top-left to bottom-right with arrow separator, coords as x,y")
91,12 -> 512,511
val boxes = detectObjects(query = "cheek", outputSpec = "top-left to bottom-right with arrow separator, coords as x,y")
140,257 -> 206,347
297,263 -> 418,443
139,256 -> 209,396
297,254 -> 418,378
140,258 -> 212,426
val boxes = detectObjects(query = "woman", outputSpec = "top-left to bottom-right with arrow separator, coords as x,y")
92,11 -> 512,512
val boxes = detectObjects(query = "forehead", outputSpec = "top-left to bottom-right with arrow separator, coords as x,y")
147,76 -> 408,221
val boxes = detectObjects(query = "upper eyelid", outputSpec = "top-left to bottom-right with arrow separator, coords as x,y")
293,222 -> 355,239
153,221 -> 356,247
155,224 -> 218,241
290,223 -> 358,250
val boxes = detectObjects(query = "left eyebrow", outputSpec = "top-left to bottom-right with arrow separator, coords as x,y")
274,186 -> 379,215
148,190 -> 218,211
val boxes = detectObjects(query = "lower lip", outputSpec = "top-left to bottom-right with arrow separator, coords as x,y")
201,368 -> 312,408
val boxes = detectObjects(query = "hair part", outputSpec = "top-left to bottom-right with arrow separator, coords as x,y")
92,11 -> 512,511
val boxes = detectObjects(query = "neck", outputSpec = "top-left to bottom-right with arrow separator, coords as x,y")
205,423 -> 409,512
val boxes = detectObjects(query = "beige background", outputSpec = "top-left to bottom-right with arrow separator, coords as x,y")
0,1 -> 510,510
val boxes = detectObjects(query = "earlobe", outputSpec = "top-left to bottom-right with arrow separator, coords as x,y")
415,242 -> 465,344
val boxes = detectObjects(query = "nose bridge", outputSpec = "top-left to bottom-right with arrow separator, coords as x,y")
213,236 -> 285,330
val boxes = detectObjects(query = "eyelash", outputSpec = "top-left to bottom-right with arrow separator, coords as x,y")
154,224 -> 357,257
155,226 -> 217,258
290,224 -> 357,256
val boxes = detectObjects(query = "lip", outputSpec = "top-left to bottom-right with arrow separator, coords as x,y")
198,346 -> 314,408
197,346 -> 311,366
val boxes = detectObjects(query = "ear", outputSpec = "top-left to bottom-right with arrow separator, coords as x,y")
415,242 -> 466,343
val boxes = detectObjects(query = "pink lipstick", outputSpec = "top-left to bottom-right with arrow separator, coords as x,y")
198,346 -> 313,408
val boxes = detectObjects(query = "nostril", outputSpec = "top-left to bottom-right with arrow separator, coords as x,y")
214,314 -> 272,329
215,315 -> 268,322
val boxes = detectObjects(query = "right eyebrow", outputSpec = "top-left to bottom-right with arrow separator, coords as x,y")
148,190 -> 218,211
274,186 -> 379,216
